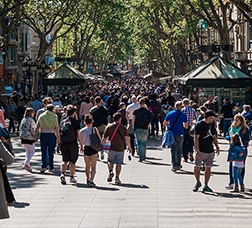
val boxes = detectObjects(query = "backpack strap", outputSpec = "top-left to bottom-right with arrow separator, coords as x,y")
110,124 -> 120,142
170,112 -> 181,131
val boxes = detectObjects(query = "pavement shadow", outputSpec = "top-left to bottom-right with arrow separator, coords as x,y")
7,172 -> 46,189
218,141 -> 229,145
8,201 -> 30,208
176,170 -> 194,175
112,183 -> 149,189
209,192 -> 252,199
76,183 -> 119,191
145,157 -> 163,161
211,171 -> 229,175
144,161 -> 170,166
147,147 -> 162,150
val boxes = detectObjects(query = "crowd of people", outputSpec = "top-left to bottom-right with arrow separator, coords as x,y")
0,75 -> 252,219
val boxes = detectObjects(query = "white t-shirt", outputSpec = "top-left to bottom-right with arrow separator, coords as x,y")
126,103 -> 140,120
233,161 -> 245,168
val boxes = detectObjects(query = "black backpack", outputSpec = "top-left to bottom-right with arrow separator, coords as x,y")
60,117 -> 76,143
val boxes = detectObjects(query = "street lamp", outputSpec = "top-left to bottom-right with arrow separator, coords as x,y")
22,58 -> 38,96
37,60 -> 51,93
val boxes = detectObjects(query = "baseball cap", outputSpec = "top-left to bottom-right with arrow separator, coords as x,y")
205,110 -> 218,118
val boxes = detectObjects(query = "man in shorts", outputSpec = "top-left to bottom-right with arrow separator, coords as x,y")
60,105 -> 81,184
101,112 -> 132,185
193,110 -> 220,192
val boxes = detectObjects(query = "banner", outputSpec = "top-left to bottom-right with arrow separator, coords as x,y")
0,51 -> 3,78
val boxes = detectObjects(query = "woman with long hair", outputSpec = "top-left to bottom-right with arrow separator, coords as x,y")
79,114 -> 100,187
20,107 -> 36,171
225,114 -> 250,190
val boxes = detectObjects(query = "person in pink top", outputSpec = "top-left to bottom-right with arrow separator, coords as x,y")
0,109 -> 6,128
79,96 -> 93,120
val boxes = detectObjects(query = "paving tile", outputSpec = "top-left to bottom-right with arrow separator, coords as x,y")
0,136 -> 252,228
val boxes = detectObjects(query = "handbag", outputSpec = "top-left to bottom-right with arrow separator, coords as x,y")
89,127 -> 103,151
162,112 -> 181,148
103,124 -> 120,153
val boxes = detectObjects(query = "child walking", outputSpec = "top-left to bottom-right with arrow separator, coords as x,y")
227,133 -> 246,192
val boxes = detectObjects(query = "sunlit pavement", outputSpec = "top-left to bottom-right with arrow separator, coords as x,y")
0,134 -> 252,228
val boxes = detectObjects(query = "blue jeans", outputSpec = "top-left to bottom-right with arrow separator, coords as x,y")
134,129 -> 148,161
171,134 -> 184,168
233,166 -> 243,186
223,119 -> 232,136
40,133 -> 56,169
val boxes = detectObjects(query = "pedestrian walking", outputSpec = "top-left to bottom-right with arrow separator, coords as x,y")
227,133 -> 247,192
193,110 -> 220,192
149,94 -> 162,137
16,98 -> 26,136
182,98 -> 197,162
163,101 -> 188,171
35,104 -> 60,173
126,95 -> 140,156
0,140 -> 15,218
79,114 -> 100,187
101,112 -> 132,185
60,105 -> 81,185
221,98 -> 233,137
225,114 -> 250,189
132,98 -> 154,162
30,94 -> 43,115
6,98 -> 17,133
20,107 -> 36,171
90,96 -> 108,160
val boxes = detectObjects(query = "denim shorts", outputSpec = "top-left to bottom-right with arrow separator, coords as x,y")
195,152 -> 215,167
108,150 -> 124,164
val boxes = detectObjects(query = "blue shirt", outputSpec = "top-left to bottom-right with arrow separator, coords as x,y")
165,109 -> 187,135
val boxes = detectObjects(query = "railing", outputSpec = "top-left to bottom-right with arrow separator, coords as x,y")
234,51 -> 247,61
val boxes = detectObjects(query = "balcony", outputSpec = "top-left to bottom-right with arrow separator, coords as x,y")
247,51 -> 252,61
234,51 -> 247,61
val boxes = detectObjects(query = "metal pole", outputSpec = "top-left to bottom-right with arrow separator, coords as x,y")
28,66 -> 31,95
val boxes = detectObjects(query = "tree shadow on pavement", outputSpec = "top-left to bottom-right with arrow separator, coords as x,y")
112,183 -> 149,189
76,183 -> 119,191
7,172 -> 47,189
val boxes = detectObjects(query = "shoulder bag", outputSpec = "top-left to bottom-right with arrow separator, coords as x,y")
89,127 -> 103,151
103,124 -> 120,153
162,112 -> 181,148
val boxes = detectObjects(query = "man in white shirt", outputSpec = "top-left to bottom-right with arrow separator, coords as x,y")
126,95 -> 140,156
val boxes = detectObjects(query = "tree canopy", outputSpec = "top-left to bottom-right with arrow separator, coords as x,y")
1,0 -> 252,93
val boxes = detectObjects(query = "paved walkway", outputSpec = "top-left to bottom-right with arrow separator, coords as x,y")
0,134 -> 252,228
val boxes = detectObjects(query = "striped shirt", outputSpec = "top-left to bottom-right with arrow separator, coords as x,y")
182,106 -> 197,126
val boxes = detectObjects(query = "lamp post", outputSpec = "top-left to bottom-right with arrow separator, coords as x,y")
37,60 -> 51,93
22,58 -> 38,96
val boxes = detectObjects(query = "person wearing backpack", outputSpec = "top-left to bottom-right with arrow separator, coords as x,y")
59,105 -> 81,185
35,104 -> 60,173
